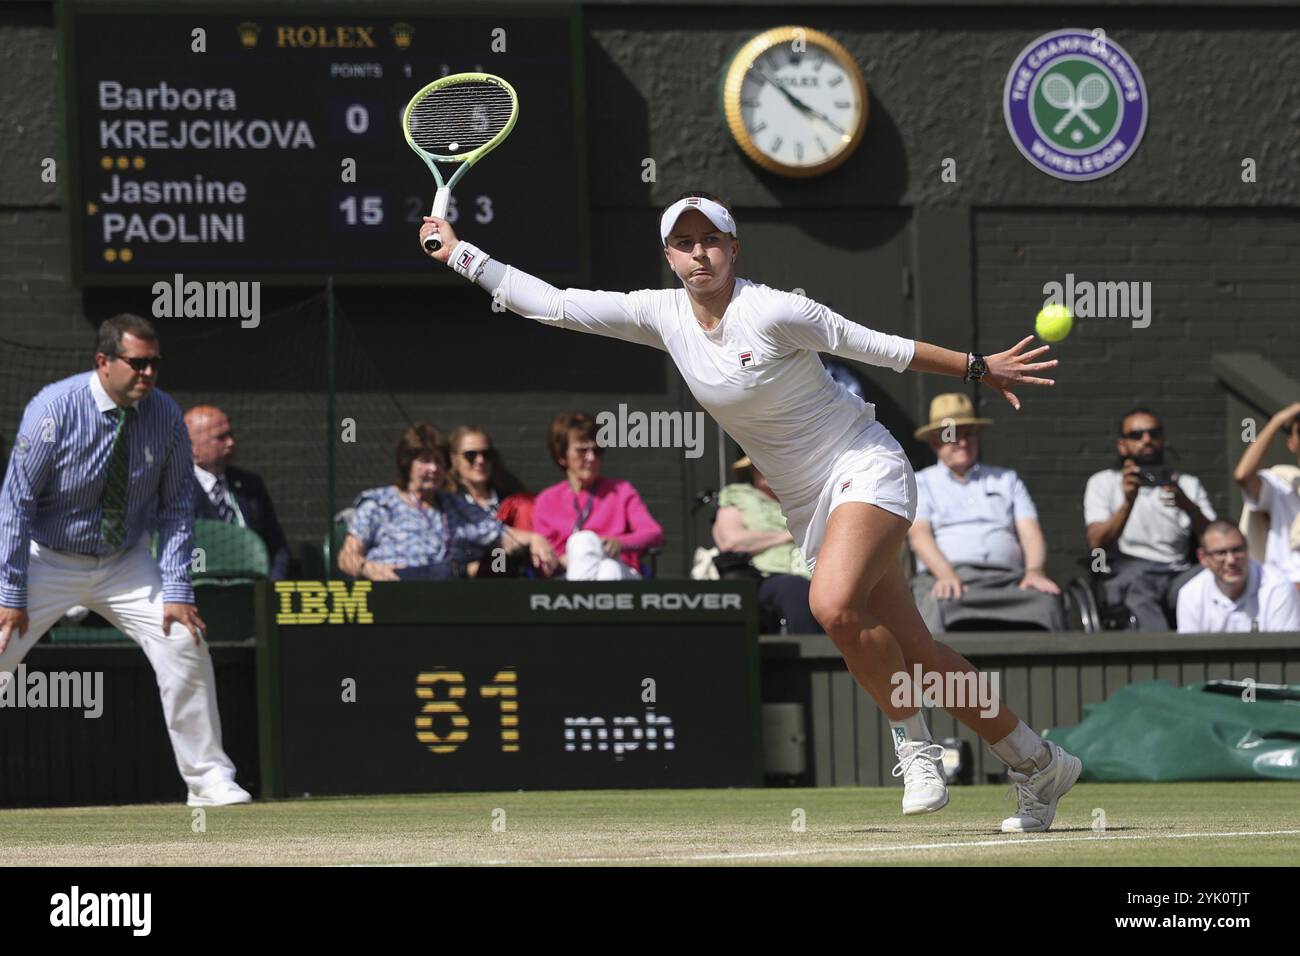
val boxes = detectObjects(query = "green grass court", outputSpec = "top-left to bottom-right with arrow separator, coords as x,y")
2,782 -> 1298,866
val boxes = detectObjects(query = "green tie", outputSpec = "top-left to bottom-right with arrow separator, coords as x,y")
100,406 -> 131,551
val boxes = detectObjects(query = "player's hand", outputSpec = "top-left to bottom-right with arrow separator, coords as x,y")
163,603 -> 207,646
932,574 -> 965,600
529,537 -> 559,577
982,336 -> 1058,410
1018,571 -> 1061,595
0,607 -> 29,655
419,216 -> 460,264
1121,459 -> 1142,503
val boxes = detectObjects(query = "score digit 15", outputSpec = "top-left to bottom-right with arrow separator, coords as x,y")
415,669 -> 518,754
339,195 -> 383,226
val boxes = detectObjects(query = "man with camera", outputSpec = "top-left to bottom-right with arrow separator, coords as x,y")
1084,407 -> 1216,630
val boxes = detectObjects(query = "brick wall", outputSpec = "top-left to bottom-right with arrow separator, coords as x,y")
974,210 -> 1300,585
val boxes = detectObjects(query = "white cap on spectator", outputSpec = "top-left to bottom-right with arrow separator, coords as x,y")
660,196 -> 737,247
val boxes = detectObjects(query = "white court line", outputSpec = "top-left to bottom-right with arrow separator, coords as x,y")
351,828 -> 1300,866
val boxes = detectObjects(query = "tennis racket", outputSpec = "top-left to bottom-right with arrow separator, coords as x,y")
402,72 -> 519,253
1042,72 -> 1106,136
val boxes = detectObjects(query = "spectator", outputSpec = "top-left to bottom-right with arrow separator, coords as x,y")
714,454 -> 821,633
1232,401 -> 1300,591
533,412 -> 664,580
1176,521 -> 1300,632
1084,407 -> 1216,630
448,426 -> 536,527
337,423 -> 557,581
447,425 -> 536,577
185,404 -> 292,580
907,393 -> 1066,632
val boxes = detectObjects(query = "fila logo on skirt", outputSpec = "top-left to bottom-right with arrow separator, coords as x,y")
839,479 -> 853,494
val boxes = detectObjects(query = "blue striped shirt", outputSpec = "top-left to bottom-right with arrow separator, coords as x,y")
0,371 -> 196,607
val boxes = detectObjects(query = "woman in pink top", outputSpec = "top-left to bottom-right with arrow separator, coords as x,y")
533,411 -> 664,580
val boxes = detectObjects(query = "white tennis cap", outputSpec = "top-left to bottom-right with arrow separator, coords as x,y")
659,196 -> 737,247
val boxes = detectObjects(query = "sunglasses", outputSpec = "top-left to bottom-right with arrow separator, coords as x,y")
1122,427 -> 1162,440
571,445 -> 605,458
116,355 -> 162,373
1205,545 -> 1247,560
460,449 -> 496,463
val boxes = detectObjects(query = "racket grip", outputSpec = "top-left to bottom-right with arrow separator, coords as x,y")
424,188 -> 452,253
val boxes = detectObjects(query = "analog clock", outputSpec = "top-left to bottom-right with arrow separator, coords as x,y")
722,26 -> 869,178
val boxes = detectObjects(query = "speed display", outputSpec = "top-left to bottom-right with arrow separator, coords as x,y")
63,3 -> 586,283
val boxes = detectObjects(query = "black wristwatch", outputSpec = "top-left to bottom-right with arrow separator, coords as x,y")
963,352 -> 989,383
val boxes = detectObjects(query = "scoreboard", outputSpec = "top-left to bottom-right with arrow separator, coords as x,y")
262,580 -> 763,795
62,3 -> 587,284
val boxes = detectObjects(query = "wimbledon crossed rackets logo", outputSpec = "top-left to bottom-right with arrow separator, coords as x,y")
1041,70 -> 1110,141
1004,29 -> 1148,181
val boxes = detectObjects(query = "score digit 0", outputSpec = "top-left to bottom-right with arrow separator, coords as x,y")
415,669 -> 518,754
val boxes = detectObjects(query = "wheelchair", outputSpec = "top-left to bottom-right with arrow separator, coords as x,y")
1062,554 -> 1140,633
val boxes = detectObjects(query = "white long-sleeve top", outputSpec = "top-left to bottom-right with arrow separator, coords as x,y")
492,263 -> 917,507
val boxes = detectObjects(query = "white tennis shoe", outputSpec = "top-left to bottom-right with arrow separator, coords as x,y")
1000,741 -> 1082,833
891,740 -> 949,815
187,779 -> 252,808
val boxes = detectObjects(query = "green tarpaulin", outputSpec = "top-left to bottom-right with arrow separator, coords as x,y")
1044,680 -> 1300,782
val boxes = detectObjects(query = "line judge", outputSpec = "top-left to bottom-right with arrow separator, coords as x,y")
0,314 -> 250,807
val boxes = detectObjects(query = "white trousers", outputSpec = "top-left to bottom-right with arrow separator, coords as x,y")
0,539 -> 238,797
565,530 -> 641,581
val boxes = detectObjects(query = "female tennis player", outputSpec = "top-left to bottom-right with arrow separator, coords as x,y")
419,192 -> 1081,832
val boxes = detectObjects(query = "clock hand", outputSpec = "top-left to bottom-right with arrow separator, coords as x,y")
753,65 -> 811,111
798,104 -> 847,137
753,65 -> 848,137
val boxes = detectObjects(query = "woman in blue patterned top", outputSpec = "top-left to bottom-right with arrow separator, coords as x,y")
337,424 -> 558,580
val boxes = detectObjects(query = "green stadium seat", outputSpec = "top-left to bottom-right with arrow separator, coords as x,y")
323,520 -> 351,579
45,625 -> 132,645
192,518 -> 269,584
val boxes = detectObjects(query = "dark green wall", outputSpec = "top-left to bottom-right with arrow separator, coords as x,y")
2,2 -> 1297,581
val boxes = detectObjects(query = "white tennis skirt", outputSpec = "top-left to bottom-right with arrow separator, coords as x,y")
779,418 -> 917,573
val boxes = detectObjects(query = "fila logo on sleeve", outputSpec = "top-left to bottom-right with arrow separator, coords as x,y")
738,351 -> 754,368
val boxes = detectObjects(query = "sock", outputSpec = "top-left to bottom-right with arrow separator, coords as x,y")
990,720 -> 1050,774
889,712 -> 932,751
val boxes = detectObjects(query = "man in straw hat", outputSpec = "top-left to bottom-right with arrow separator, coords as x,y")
907,394 -> 1066,632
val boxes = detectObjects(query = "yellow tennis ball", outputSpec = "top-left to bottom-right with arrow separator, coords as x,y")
1035,304 -> 1073,342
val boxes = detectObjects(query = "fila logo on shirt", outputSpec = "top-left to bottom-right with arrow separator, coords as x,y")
738,351 -> 754,368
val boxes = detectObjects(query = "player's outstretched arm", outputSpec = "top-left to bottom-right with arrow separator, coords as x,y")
416,217 -> 665,352
909,337 -> 1058,411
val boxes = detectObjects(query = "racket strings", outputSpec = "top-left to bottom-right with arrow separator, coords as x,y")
406,83 -> 515,154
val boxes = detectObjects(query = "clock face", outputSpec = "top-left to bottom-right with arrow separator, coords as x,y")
726,31 -> 868,177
